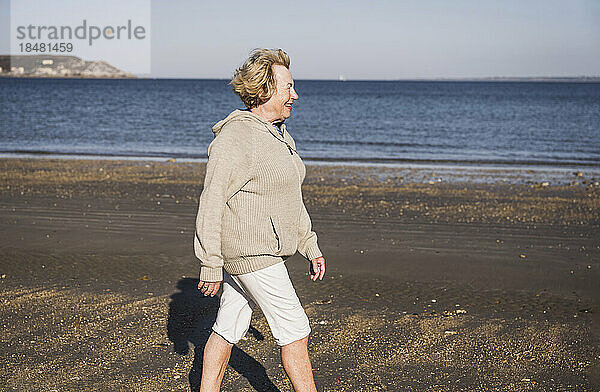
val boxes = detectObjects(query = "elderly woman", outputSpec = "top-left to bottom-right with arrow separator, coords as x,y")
194,49 -> 325,392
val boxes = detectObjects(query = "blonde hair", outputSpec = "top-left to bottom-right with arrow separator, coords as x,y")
231,48 -> 290,109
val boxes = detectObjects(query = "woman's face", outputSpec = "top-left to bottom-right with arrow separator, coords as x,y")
261,64 -> 299,123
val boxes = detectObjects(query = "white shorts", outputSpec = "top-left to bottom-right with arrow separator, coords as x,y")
212,260 -> 311,347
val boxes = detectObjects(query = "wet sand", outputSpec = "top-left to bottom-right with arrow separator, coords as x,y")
0,158 -> 599,391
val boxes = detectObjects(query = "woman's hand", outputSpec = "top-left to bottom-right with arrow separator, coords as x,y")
198,280 -> 221,296
310,256 -> 326,281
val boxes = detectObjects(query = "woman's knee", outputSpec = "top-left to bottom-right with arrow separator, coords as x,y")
281,333 -> 309,348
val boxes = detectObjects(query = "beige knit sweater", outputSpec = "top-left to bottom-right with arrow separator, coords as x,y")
194,110 -> 322,282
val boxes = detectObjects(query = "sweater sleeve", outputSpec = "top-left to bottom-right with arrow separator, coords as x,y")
194,124 -> 252,282
297,198 -> 323,261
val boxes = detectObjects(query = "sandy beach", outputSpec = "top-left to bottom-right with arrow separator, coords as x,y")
1,158 -> 599,391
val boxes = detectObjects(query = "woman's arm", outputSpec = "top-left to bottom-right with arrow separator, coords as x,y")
298,200 -> 326,281
297,199 -> 323,262
194,123 -> 253,283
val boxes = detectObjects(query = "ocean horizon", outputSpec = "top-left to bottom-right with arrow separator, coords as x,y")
1,78 -> 598,173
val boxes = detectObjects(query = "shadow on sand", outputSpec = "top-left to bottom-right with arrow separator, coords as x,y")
167,278 -> 281,392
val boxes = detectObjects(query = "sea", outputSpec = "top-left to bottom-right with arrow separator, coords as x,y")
1,78 -> 599,182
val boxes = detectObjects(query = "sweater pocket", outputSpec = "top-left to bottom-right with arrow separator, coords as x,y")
269,215 -> 299,256
269,216 -> 281,252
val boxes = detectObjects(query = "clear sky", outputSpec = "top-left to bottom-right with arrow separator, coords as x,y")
2,0 -> 599,79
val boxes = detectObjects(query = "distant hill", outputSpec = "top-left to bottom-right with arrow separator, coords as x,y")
0,55 -> 135,78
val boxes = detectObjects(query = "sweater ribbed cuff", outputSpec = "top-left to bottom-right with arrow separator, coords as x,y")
200,266 -> 223,282
305,243 -> 323,261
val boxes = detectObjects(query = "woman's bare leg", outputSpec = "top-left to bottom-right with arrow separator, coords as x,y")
200,332 -> 233,392
281,336 -> 317,392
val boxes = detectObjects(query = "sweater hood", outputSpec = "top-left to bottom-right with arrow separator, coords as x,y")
212,109 -> 283,139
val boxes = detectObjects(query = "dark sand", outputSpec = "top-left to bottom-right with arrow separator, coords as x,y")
0,158 -> 599,391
